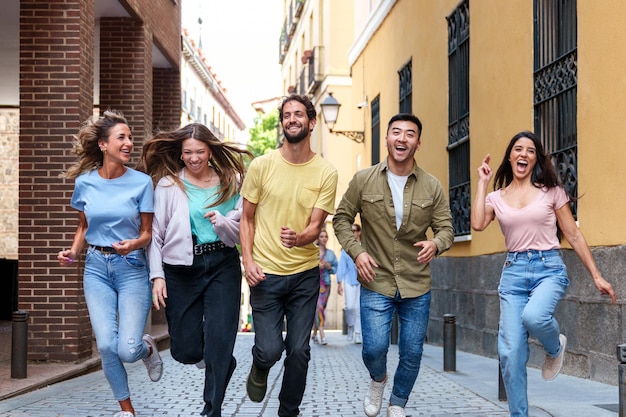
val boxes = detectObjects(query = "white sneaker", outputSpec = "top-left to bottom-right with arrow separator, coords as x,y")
387,405 -> 405,417
542,334 -> 567,381
113,412 -> 135,417
354,332 -> 362,344
363,376 -> 387,417
348,326 -> 354,341
142,334 -> 163,382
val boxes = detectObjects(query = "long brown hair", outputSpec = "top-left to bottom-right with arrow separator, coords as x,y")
61,110 -> 128,179
137,123 -> 253,207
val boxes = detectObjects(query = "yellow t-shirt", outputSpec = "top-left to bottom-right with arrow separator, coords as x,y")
241,149 -> 338,275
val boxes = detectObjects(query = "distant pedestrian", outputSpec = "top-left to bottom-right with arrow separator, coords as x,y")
138,123 -> 252,417
57,110 -> 163,417
337,223 -> 362,344
333,113 -> 454,417
311,229 -> 337,345
240,94 -> 338,417
471,130 -> 616,417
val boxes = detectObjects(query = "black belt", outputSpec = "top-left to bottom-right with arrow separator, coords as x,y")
91,245 -> 117,254
194,241 -> 228,256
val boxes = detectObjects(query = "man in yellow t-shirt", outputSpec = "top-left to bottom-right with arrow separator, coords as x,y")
240,94 -> 338,417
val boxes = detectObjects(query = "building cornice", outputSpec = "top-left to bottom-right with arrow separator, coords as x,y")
348,0 -> 398,67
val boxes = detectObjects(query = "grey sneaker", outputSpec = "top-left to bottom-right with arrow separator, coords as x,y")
542,334 -> 567,381
142,334 -> 163,382
387,405 -> 406,417
364,376 -> 387,417
348,326 -> 354,341
354,332 -> 362,344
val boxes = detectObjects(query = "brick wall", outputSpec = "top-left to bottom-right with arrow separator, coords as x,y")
99,17 -> 152,161
17,0 -> 181,363
153,68 -> 182,132
124,0 -> 181,66
19,0 -> 96,362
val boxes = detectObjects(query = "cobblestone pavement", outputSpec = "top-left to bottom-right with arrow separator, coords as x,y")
0,331 -> 511,417
0,330 -> 618,416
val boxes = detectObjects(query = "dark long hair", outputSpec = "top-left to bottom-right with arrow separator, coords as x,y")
493,131 -> 561,191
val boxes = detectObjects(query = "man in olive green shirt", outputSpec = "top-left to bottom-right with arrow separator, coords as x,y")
333,113 -> 453,417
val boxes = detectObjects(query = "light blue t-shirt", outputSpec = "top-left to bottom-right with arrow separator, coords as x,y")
184,181 -> 238,244
70,168 -> 154,247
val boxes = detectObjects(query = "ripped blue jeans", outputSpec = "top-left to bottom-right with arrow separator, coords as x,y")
83,247 -> 152,401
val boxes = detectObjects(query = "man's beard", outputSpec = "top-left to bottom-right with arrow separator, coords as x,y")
284,124 -> 309,144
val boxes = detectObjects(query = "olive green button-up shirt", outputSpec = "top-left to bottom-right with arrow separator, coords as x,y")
333,158 -> 454,298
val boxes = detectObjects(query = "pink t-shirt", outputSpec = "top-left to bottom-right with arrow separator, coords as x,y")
485,186 -> 570,252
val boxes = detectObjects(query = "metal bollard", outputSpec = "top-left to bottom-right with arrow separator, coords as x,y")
617,343 -> 626,417
443,314 -> 456,372
11,310 -> 29,379
342,309 -> 348,335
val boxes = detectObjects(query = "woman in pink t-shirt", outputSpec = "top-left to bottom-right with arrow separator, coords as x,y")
471,131 -> 616,417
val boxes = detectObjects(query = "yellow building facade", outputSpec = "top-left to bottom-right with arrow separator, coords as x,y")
288,0 -> 625,384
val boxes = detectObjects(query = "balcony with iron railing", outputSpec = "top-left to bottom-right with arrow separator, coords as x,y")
306,46 -> 322,94
294,0 -> 304,17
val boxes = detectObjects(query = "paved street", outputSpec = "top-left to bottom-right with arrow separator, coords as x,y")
0,331 -> 619,416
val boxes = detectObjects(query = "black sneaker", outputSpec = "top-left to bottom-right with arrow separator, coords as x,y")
246,363 -> 269,402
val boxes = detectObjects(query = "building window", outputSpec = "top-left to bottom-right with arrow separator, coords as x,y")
447,0 -> 470,237
398,60 -> 412,114
371,95 -> 381,166
534,0 -> 578,218
182,89 -> 188,111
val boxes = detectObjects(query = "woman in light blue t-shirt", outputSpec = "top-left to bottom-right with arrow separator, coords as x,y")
57,111 -> 162,417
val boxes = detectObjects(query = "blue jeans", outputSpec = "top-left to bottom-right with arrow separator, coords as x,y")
249,267 -> 319,417
498,249 -> 569,417
83,247 -> 152,401
164,247 -> 242,417
360,287 -> 431,408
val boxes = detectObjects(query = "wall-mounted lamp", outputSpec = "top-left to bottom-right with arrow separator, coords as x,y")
320,92 -> 365,143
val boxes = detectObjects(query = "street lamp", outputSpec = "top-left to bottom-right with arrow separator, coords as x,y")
320,92 -> 365,143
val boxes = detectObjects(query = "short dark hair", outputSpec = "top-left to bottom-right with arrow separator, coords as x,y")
387,113 -> 423,139
279,94 -> 316,122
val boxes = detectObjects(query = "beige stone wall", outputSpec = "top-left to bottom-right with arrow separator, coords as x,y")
0,108 -> 18,260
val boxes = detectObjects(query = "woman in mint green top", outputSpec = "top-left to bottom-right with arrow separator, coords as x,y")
138,123 -> 252,417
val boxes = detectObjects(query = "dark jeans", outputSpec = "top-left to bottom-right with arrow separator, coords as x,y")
250,266 -> 319,417
164,246 -> 242,417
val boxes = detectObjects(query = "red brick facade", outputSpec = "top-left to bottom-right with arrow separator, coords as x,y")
18,0 -> 181,362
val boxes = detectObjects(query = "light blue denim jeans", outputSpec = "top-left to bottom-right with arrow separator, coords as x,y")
360,287 -> 431,408
83,247 -> 152,401
498,249 -> 569,417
